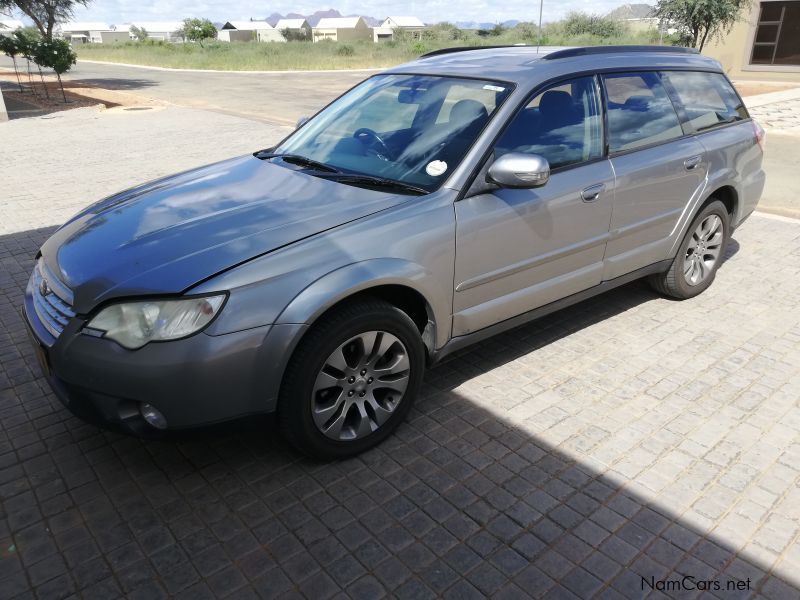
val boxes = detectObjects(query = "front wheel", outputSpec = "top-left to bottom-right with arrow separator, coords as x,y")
649,199 -> 730,299
278,298 -> 425,459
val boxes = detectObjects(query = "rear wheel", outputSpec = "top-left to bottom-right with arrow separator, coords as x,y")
278,298 -> 425,459
649,200 -> 729,299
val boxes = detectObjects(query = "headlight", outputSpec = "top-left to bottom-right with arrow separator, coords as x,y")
86,295 -> 226,349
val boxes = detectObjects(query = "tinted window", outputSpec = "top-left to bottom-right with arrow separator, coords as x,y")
495,76 -> 603,170
604,72 -> 683,153
664,71 -> 748,132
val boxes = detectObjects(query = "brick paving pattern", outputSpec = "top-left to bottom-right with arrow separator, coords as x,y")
1,106 -> 799,599
749,98 -> 800,133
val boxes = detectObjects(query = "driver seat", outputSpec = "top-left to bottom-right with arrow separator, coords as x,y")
448,99 -> 489,136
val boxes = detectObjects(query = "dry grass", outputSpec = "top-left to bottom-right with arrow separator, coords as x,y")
74,29 -> 661,71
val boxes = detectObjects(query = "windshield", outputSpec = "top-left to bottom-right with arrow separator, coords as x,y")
273,74 -> 514,192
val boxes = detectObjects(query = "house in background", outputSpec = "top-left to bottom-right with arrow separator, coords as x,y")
704,0 -> 800,81
312,17 -> 371,42
59,22 -> 129,44
373,16 -> 425,41
128,21 -> 184,42
0,19 -> 24,37
218,21 -> 283,42
275,18 -> 312,40
605,4 -> 658,33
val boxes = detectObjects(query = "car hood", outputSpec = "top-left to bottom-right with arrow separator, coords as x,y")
41,155 -> 409,314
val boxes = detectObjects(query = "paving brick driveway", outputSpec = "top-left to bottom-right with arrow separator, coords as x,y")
2,106 -> 800,599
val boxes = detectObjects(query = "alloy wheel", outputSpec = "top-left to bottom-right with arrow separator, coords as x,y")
311,331 -> 410,441
683,214 -> 724,286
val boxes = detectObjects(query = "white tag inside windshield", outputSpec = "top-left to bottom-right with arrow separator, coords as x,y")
483,84 -> 506,92
426,160 -> 448,177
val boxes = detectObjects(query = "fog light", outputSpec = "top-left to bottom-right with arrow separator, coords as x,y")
140,403 -> 167,430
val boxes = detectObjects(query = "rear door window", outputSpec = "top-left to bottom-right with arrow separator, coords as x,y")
662,71 -> 748,132
603,72 -> 684,153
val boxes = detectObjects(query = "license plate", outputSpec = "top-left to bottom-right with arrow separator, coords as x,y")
26,327 -> 52,377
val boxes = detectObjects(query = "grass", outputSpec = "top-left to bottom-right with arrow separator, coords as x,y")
74,29 -> 668,71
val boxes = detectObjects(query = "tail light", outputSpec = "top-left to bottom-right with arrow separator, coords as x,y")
752,119 -> 766,152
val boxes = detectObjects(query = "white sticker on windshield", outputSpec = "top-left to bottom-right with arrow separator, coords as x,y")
426,160 -> 448,177
483,84 -> 506,92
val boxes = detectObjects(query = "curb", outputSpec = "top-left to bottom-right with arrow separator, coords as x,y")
75,59 -> 383,75
0,85 -> 8,122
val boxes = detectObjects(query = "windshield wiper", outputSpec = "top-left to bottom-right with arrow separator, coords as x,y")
321,174 -> 429,196
254,151 -> 340,173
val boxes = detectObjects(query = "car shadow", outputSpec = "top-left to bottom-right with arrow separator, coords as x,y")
2,225 -> 792,599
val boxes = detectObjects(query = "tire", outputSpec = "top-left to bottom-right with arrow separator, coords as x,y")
649,199 -> 730,299
278,298 -> 425,460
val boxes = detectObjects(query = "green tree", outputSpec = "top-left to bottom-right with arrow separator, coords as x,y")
280,27 -> 308,41
12,27 -> 39,93
32,37 -> 75,101
178,17 -> 216,47
563,12 -> 627,38
0,34 -> 24,91
0,0 -> 91,40
129,24 -> 148,41
653,0 -> 751,51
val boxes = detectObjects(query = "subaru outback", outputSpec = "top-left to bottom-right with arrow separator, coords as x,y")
23,46 -> 765,458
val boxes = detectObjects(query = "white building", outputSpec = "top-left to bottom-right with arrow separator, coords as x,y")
128,21 -> 184,42
59,22 -> 130,44
0,19 -> 24,37
275,18 -> 312,40
373,16 -> 425,42
312,17 -> 371,42
218,20 -> 283,42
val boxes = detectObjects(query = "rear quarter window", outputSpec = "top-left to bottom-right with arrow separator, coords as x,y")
662,71 -> 749,132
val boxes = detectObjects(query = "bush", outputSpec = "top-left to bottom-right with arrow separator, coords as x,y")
422,22 -> 466,41
410,41 -> 429,54
563,12 -> 627,38
336,44 -> 355,56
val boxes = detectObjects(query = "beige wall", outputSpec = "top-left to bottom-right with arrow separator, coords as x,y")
704,1 -> 800,81
98,31 -> 131,43
218,29 -> 255,42
313,23 -> 372,42
257,28 -> 285,42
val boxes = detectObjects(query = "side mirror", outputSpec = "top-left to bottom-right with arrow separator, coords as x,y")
487,153 -> 550,188
296,115 -> 310,129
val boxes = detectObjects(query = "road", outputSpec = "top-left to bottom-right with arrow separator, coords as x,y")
0,56 -> 371,125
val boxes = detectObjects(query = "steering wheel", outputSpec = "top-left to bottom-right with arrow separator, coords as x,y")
353,127 -> 393,161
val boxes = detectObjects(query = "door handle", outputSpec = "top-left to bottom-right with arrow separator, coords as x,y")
684,155 -> 702,171
581,184 -> 605,202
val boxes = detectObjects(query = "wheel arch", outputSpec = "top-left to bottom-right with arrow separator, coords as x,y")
275,258 -> 447,358
669,183 -> 739,258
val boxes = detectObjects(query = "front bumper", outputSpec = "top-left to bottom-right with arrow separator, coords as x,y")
24,275 -> 306,434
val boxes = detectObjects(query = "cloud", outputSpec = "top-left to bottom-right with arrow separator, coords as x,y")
64,0 -> 641,25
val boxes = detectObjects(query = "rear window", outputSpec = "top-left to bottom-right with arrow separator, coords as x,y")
603,72 -> 684,153
662,71 -> 748,132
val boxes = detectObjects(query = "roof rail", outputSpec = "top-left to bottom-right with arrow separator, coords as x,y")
542,45 -> 699,61
420,45 -> 527,58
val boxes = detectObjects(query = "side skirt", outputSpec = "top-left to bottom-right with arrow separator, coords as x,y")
430,259 -> 671,364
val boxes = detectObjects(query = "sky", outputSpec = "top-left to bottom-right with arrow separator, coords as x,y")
55,0 -> 637,26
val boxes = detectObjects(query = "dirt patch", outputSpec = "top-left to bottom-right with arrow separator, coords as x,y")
734,81 -> 800,98
0,70 -> 165,113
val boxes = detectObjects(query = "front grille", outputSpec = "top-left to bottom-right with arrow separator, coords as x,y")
31,260 -> 75,339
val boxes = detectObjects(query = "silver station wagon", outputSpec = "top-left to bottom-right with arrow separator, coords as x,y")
24,46 -> 765,458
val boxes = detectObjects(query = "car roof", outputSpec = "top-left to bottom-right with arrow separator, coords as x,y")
383,46 -> 724,88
